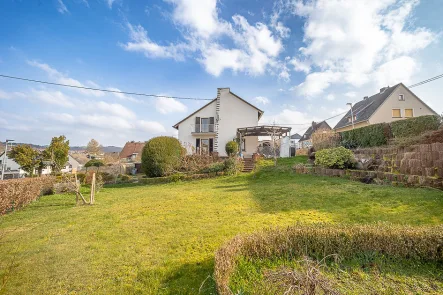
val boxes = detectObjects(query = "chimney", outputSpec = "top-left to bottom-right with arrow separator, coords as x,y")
380,86 -> 388,93
363,96 -> 369,100
312,121 -> 316,128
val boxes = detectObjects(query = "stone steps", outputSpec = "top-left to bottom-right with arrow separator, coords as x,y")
242,159 -> 255,173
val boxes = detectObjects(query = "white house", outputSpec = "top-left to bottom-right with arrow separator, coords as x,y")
0,151 -> 27,179
173,88 -> 269,157
60,154 -> 82,173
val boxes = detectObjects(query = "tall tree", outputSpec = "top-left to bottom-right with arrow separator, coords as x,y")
7,145 -> 41,176
86,139 -> 102,155
43,135 -> 70,173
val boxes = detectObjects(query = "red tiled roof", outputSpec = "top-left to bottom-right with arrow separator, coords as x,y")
119,141 -> 145,159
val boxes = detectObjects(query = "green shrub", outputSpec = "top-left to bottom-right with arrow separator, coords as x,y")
119,174 -> 130,182
340,123 -> 390,148
391,115 -> 441,138
142,136 -> 183,177
315,146 -> 355,169
201,162 -> 225,174
225,141 -> 238,157
169,173 -> 186,182
85,159 -> 105,169
223,158 -> 242,175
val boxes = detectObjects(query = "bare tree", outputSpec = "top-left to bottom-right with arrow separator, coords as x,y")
86,139 -> 102,156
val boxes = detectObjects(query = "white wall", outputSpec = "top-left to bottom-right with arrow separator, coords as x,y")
370,84 -> 437,124
280,136 -> 290,158
217,88 -> 259,157
177,100 -> 217,154
177,88 -> 260,157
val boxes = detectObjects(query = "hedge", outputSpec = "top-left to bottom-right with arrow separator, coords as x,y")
391,115 -> 441,138
214,223 -> 443,295
340,123 -> 390,148
0,176 -> 55,215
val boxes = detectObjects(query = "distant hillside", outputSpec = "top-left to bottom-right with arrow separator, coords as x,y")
1,142 -> 122,153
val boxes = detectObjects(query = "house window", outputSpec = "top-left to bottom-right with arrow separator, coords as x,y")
347,115 -> 357,123
398,94 -> 405,101
241,138 -> 246,152
405,109 -> 414,118
201,118 -> 210,132
196,138 -> 214,154
392,109 -> 401,118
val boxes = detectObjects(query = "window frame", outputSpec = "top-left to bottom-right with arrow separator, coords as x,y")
404,108 -> 414,118
392,108 -> 402,118
398,94 -> 405,101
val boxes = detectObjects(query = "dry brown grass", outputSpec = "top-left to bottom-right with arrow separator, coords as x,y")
214,223 -> 443,295
0,177 -> 55,215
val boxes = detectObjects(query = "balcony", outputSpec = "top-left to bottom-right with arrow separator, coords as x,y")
191,124 -> 215,134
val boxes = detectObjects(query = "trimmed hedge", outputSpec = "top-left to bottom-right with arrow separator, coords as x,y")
225,141 -> 238,157
340,123 -> 390,148
0,176 -> 55,215
391,115 -> 441,138
142,136 -> 182,177
214,223 -> 443,295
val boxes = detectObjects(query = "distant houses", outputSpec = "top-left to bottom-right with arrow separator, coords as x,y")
299,121 -> 331,149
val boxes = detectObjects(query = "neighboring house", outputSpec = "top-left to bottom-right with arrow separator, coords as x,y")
334,83 -> 438,132
290,133 -> 302,148
173,88 -> 264,157
0,151 -> 27,179
119,141 -> 145,163
299,121 -> 332,148
0,151 -> 52,179
61,154 -> 83,173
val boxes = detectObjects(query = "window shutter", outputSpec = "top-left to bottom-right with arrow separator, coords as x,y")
405,109 -> 413,118
392,109 -> 401,118
209,138 -> 214,153
209,117 -> 214,132
195,117 -> 200,132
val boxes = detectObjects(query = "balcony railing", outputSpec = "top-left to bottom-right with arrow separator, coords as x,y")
191,124 -> 215,133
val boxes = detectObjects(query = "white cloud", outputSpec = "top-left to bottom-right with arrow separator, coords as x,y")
27,60 -> 104,97
107,87 -> 143,103
292,71 -> 342,97
374,56 -> 417,86
121,23 -> 190,61
32,90 -> 75,108
326,94 -> 335,101
290,58 -> 311,74
47,112 -> 76,124
95,101 -> 136,119
155,97 -> 188,114
79,114 -> 133,130
57,0 -> 68,14
345,91 -> 357,98
289,0 -> 437,96
137,120 -> 166,133
106,0 -> 116,8
254,96 -> 270,105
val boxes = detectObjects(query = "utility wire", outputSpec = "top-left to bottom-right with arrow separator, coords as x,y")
0,74 -> 212,101
408,73 -> 443,88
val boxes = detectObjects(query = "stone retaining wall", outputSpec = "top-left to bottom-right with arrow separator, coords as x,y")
294,166 -> 443,189
353,143 -> 443,178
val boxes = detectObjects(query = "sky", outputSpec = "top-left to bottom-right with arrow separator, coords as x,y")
0,0 -> 442,146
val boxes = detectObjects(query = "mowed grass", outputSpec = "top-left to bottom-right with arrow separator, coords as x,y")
0,156 -> 442,294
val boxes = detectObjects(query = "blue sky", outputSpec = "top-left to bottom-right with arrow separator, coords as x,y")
1,0 -> 442,146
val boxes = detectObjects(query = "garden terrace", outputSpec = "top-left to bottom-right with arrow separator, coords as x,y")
0,157 -> 442,294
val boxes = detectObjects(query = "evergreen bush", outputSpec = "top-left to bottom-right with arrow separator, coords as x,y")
142,136 -> 183,177
315,146 -> 355,169
225,141 -> 239,157
390,115 -> 441,138
340,123 -> 390,148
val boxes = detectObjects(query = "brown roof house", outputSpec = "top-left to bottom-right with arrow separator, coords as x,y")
299,121 -> 331,148
120,141 -> 145,163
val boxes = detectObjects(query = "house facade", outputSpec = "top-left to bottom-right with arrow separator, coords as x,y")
119,141 -> 145,163
60,154 -> 82,174
173,88 -> 264,157
334,83 -> 438,132
299,121 -> 331,148
0,151 -> 26,179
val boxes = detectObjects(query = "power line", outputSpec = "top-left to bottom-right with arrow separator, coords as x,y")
408,73 -> 443,88
0,74 -> 212,101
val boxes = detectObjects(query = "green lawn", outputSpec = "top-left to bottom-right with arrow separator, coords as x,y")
0,157 -> 442,294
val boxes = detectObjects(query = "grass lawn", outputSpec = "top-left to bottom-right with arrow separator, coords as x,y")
1,156 -> 442,294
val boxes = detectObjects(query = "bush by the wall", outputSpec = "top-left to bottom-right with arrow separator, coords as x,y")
340,123 -> 390,148
214,223 -> 443,295
0,176 -> 55,215
315,146 -> 354,169
223,158 -> 242,175
225,141 -> 238,157
142,136 -> 183,177
391,115 -> 441,138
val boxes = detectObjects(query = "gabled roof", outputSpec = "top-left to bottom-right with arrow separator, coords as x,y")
172,89 -> 264,129
300,121 -> 331,141
119,141 -> 145,159
290,133 -> 302,140
334,84 -> 401,130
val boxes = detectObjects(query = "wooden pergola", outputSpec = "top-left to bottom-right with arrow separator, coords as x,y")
237,125 -> 292,137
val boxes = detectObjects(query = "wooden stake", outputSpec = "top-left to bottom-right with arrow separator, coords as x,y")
90,173 -> 96,205
74,172 -> 79,204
